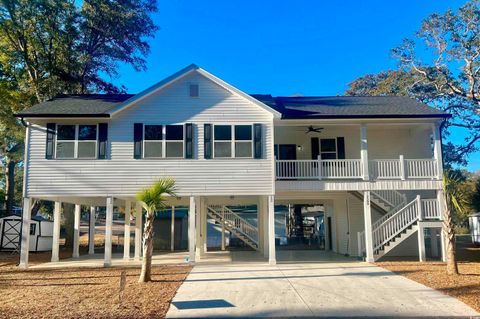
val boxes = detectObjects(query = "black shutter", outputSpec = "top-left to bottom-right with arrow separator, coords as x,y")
254,124 -> 262,159
337,137 -> 345,159
134,123 -> 143,159
97,123 -> 108,159
185,123 -> 193,159
311,137 -> 319,160
45,123 -> 56,159
204,124 -> 212,159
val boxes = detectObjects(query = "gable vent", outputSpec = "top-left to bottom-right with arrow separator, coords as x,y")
189,84 -> 199,97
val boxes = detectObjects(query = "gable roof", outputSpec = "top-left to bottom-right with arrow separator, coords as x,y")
15,65 -> 450,120
251,95 -> 451,119
107,64 -> 281,118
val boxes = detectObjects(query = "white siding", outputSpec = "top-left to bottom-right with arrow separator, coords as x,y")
26,72 -> 275,198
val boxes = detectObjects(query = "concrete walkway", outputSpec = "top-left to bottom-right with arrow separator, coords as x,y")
167,252 -> 478,318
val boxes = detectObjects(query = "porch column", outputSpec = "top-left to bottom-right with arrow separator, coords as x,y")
73,204 -> 81,258
134,202 -> 142,261
123,200 -> 131,260
200,198 -> 207,255
51,201 -> 62,262
195,197 -> 203,259
360,124 -> 369,181
417,223 -> 426,262
171,206 -> 175,251
104,196 -> 113,267
88,206 -> 96,255
19,197 -> 32,269
188,196 -> 197,263
432,123 -> 443,179
363,191 -> 374,262
267,195 -> 276,265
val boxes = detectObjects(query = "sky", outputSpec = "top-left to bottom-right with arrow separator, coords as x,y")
112,0 -> 479,171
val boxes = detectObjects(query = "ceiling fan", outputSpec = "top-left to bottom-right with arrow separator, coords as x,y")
305,126 -> 323,134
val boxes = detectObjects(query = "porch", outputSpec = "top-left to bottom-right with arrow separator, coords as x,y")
274,122 -> 443,183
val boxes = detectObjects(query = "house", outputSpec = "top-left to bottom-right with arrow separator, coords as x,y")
15,64 -> 449,268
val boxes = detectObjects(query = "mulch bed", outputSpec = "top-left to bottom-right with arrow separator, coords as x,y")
0,252 -> 191,319
378,261 -> 480,312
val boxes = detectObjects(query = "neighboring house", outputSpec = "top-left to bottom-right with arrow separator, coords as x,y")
15,64 -> 449,268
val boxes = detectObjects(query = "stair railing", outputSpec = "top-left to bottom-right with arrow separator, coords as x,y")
207,205 -> 258,244
372,198 -> 419,254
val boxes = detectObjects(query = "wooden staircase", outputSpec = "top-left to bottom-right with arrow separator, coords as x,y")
207,205 -> 259,250
359,195 -> 441,261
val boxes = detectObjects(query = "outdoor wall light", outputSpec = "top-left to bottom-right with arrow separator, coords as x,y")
297,145 -> 304,151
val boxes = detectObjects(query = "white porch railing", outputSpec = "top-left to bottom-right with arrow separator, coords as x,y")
275,157 -> 438,180
207,205 -> 258,244
275,159 -> 362,180
421,199 -> 441,219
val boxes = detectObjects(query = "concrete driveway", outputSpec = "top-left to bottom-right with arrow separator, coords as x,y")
167,252 -> 478,318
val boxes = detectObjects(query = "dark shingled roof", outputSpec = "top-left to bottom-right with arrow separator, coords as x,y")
16,93 -> 450,119
16,94 -> 134,117
250,95 -> 450,119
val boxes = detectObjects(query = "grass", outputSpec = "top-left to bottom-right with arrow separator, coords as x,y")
0,248 -> 191,319
377,235 -> 480,313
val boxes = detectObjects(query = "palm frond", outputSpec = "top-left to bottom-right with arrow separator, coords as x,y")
136,177 -> 177,211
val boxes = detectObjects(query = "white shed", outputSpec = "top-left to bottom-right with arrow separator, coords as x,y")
0,214 -> 54,252
469,213 -> 480,246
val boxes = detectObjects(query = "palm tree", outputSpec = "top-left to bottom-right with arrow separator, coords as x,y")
442,170 -> 467,275
136,178 -> 177,283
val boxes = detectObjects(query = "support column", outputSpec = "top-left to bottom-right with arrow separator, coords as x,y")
104,197 -> 113,267
221,208 -> 226,251
123,200 -> 131,260
363,191 -> 374,262
73,204 -> 81,258
201,198 -> 207,255
19,197 -> 32,269
360,124 -> 369,181
134,202 -> 142,261
432,123 -> 444,180
417,223 -> 426,262
267,195 -> 276,265
257,198 -> 263,253
88,206 -> 96,255
171,206 -> 175,251
51,201 -> 62,262
188,196 -> 197,263
437,189 -> 447,262
262,196 -> 269,258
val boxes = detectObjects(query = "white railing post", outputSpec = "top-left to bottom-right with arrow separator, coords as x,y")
416,195 -> 423,221
317,155 -> 322,180
399,155 -> 406,180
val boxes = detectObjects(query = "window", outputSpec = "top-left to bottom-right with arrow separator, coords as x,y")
143,124 -> 184,158
320,138 -> 337,159
144,125 -> 163,158
56,124 -> 97,159
166,125 -> 184,157
189,84 -> 199,97
213,125 -> 253,158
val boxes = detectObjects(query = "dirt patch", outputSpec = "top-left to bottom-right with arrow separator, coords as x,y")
378,261 -> 480,312
0,252 -> 191,319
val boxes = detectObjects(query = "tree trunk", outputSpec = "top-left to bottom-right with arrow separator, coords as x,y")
444,208 -> 459,275
5,158 -> 16,215
139,208 -> 154,283
63,203 -> 75,249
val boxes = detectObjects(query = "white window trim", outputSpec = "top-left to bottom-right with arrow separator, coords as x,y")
143,124 -> 185,159
55,124 -> 98,159
212,124 -> 254,159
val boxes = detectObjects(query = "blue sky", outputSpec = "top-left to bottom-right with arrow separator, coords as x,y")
112,0 -> 479,171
